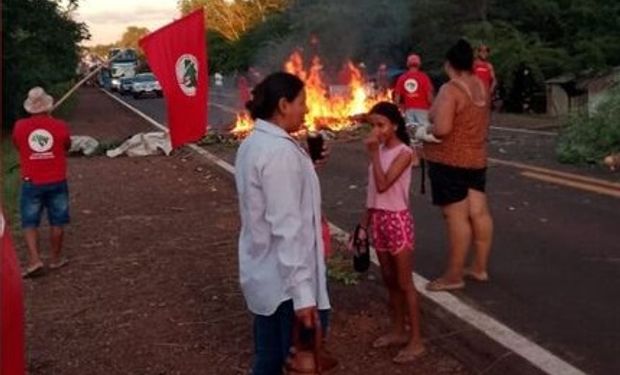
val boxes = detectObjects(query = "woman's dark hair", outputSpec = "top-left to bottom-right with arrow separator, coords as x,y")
446,39 -> 474,72
245,72 -> 305,120
369,101 -> 410,146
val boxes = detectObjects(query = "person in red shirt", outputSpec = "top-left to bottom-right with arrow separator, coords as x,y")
12,87 -> 71,278
394,54 -> 435,129
474,44 -> 497,93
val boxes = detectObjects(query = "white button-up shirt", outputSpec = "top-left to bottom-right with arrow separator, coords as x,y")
235,119 -> 330,316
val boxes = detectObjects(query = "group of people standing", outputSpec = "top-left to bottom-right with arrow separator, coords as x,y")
235,39 -> 496,373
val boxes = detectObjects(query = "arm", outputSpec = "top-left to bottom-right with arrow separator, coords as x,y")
393,76 -> 404,108
63,125 -> 71,151
370,149 -> 413,193
430,85 -> 457,137
261,146 -> 315,312
489,64 -> 497,94
426,74 -> 435,104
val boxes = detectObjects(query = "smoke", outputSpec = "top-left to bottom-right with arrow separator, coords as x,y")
252,0 -> 414,78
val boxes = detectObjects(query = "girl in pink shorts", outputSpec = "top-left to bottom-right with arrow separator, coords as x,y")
358,102 -> 425,363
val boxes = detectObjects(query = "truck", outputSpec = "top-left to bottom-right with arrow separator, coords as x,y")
98,48 -> 139,90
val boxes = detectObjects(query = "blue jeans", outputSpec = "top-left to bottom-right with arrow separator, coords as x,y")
20,180 -> 70,229
252,300 -> 330,375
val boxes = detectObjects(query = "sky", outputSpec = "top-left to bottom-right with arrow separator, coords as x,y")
74,0 -> 180,46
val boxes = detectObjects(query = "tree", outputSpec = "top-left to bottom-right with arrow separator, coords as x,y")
178,0 -> 289,41
2,0 -> 89,128
118,26 -> 150,52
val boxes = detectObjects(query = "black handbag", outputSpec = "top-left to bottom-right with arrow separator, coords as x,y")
351,224 -> 370,272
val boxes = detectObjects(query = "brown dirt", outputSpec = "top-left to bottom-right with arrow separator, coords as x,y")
20,88 -> 469,374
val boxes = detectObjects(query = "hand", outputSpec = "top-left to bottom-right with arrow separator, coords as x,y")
295,306 -> 320,329
313,144 -> 330,169
364,131 -> 380,153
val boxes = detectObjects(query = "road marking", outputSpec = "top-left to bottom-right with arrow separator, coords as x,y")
490,126 -> 557,136
521,171 -> 620,198
103,89 -> 588,375
209,101 -> 238,114
489,158 -> 620,192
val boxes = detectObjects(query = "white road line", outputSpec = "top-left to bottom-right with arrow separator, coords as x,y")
490,126 -> 557,136
103,89 -> 587,375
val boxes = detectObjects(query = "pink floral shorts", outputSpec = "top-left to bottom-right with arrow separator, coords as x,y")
370,209 -> 414,254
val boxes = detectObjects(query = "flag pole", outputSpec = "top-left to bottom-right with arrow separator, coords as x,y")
52,49 -> 128,112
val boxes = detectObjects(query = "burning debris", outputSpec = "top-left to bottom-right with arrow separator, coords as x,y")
230,50 -> 391,138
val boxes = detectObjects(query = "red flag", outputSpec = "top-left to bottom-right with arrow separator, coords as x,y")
0,211 -> 25,375
139,9 -> 208,148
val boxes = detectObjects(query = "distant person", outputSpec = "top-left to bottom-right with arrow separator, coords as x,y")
237,75 -> 251,107
235,72 -> 332,374
248,66 -> 263,87
214,72 -> 224,87
376,63 -> 390,95
12,87 -> 71,278
337,62 -> 355,85
474,44 -> 497,93
394,54 -> 435,128
425,39 -> 494,291
356,102 -> 425,363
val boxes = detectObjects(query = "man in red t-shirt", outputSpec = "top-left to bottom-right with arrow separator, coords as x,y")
474,44 -> 497,93
394,54 -> 434,128
12,87 -> 71,278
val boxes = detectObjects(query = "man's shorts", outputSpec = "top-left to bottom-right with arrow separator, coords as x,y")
404,109 -> 430,127
20,180 -> 70,229
427,162 -> 486,206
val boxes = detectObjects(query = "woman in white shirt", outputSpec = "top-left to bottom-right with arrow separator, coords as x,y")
235,72 -> 330,375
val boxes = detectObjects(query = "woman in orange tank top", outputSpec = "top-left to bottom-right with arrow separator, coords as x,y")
424,39 -> 494,291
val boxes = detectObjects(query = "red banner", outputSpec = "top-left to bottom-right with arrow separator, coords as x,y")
0,211 -> 25,375
140,9 -> 208,148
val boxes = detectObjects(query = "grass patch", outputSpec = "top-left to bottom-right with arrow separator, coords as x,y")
327,251 -> 361,285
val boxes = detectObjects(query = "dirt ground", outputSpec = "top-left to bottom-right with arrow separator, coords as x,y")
19,88 -> 469,374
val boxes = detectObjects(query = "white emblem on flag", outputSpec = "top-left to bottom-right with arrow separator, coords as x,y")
404,78 -> 419,94
28,129 -> 54,153
176,54 -> 199,97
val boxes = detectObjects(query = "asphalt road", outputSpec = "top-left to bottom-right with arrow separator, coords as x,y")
105,83 -> 620,375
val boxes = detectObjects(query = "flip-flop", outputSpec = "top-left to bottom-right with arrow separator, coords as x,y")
464,268 -> 489,282
372,334 -> 409,349
426,279 -> 465,292
49,258 -> 69,270
22,263 -> 45,278
393,347 -> 426,364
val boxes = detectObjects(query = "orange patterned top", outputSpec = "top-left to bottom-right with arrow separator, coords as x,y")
424,79 -> 490,169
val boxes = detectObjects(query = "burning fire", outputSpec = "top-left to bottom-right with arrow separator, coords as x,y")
230,112 -> 254,138
231,51 -> 391,136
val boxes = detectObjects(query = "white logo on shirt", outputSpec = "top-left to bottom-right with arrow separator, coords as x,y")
0,213 -> 5,237
28,129 -> 54,153
404,78 -> 419,94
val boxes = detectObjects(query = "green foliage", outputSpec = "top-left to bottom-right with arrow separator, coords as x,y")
556,87 -> 620,164
2,0 -> 88,128
326,252 -> 360,286
1,140 -> 20,221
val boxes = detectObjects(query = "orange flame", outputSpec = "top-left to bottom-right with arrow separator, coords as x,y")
230,112 -> 254,138
231,51 -> 392,136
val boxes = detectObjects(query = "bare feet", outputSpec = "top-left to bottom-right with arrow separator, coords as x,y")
464,267 -> 489,282
372,332 -> 409,348
426,278 -> 465,291
393,342 -> 426,364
